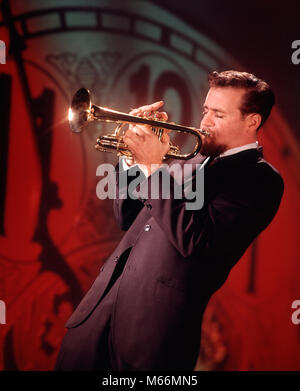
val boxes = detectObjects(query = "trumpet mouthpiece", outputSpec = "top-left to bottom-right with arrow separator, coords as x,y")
200,128 -> 210,136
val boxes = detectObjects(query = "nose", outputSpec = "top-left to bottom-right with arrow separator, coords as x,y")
200,112 -> 214,129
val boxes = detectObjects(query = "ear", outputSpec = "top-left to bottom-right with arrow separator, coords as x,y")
246,113 -> 262,131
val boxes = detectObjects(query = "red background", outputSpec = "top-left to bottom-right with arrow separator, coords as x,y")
0,0 -> 299,371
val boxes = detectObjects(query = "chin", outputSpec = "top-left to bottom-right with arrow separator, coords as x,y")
200,140 -> 227,157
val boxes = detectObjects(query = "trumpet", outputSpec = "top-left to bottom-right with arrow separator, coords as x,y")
68,88 -> 210,160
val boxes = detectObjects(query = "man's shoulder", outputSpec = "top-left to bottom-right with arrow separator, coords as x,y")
220,151 -> 284,198
243,156 -> 284,204
228,148 -> 283,186
256,156 -> 284,186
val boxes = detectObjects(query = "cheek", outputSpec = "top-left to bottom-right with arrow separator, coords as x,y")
215,118 -> 237,137
214,121 -> 228,138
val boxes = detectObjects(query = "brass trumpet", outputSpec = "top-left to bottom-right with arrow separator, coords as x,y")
68,88 -> 210,160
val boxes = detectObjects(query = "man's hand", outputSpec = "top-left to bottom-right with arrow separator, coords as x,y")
123,101 -> 170,176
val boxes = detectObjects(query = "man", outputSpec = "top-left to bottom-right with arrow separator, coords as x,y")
55,70 -> 284,371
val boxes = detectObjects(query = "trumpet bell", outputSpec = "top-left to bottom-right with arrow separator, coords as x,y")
69,88 -> 91,133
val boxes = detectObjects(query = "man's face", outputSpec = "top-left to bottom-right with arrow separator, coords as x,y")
199,87 -> 250,156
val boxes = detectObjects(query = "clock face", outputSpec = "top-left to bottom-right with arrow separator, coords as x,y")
0,0 -> 299,371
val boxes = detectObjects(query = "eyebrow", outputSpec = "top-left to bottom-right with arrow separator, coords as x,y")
203,104 -> 226,114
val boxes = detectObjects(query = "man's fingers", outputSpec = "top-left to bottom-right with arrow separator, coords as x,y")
125,125 -> 147,139
133,125 -> 154,138
126,124 -> 171,144
158,111 -> 168,121
132,125 -> 171,142
162,133 -> 170,144
126,124 -> 152,137
123,127 -> 147,148
129,108 -> 141,116
123,135 -> 135,149
129,101 -> 164,116
138,101 -> 164,112
146,100 -> 164,112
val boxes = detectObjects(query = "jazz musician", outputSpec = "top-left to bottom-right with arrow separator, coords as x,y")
55,70 -> 284,370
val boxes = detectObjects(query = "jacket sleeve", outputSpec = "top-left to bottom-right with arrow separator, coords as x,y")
113,162 -> 147,231
132,164 -> 284,258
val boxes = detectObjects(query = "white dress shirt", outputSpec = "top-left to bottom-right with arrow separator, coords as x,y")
219,141 -> 258,158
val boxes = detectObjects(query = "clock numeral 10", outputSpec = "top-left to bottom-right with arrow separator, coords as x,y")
129,65 -> 193,125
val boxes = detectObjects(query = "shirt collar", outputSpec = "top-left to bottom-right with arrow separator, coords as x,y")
219,141 -> 259,158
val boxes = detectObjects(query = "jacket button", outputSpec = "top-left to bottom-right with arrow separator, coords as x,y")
146,203 -> 152,209
100,266 -> 104,272
144,224 -> 151,231
114,256 -> 119,262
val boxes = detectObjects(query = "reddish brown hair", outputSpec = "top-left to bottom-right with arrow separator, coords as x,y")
208,70 -> 275,129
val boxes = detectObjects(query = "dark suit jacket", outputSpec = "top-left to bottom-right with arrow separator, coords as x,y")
65,147 -> 284,370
